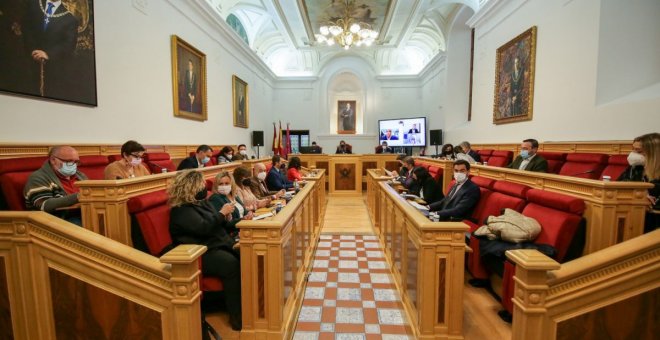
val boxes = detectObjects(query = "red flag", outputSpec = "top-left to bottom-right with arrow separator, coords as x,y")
272,122 -> 277,155
277,121 -> 283,156
286,123 -> 292,157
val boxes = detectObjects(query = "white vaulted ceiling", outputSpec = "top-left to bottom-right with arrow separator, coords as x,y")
202,0 -> 482,77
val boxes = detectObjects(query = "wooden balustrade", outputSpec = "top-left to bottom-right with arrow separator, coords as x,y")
414,157 -> 653,254
366,169 -> 467,339
237,171 -> 325,339
76,159 -> 270,246
507,229 -> 660,340
0,211 -> 205,339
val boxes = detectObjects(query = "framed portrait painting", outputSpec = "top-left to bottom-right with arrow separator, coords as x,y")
171,35 -> 207,121
0,0 -> 97,106
493,26 -> 537,124
337,100 -> 356,134
232,75 -> 248,128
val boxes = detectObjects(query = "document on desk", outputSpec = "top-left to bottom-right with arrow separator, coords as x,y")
408,201 -> 429,211
253,212 -> 274,220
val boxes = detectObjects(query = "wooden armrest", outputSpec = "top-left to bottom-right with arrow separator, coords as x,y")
55,203 -> 81,211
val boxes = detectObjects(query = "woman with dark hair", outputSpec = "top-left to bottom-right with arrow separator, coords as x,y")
209,171 -> 253,236
287,156 -> 303,182
412,166 -> 444,205
440,143 -> 455,160
167,170 -> 242,330
217,146 -> 235,163
104,140 -> 151,179
233,166 -> 270,210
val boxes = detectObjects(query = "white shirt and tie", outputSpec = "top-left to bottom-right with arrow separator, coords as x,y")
519,154 -> 536,170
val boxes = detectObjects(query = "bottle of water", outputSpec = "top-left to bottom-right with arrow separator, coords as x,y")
294,180 -> 300,193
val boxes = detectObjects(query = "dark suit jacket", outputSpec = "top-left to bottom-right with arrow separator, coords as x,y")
249,177 -> 271,198
169,201 -> 235,255
208,193 -> 246,235
508,154 -> 548,173
467,150 -> 481,163
335,146 -> 352,154
177,156 -> 202,170
419,177 -> 444,205
266,167 -> 292,191
429,179 -> 481,220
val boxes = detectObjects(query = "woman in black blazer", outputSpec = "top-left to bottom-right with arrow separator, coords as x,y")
168,170 -> 242,330
208,171 -> 254,236
412,166 -> 444,205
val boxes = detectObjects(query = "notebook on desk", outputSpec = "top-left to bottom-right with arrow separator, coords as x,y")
408,201 -> 429,211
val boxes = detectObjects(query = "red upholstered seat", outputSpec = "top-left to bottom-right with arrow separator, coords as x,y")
601,154 -> 629,180
107,154 -> 122,163
487,151 -> 513,167
265,163 -> 273,172
558,153 -> 607,179
536,152 -> 566,174
501,189 -> 585,313
428,166 -> 443,183
414,162 -> 430,170
144,153 -> 176,174
127,190 -> 223,292
0,156 -> 48,210
470,176 -> 496,190
477,150 -> 493,163
78,155 -> 109,180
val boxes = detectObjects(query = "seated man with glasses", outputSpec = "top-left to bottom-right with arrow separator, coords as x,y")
23,146 -> 88,226
104,140 -> 151,179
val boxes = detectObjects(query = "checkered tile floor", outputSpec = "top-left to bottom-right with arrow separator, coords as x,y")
293,234 -> 414,340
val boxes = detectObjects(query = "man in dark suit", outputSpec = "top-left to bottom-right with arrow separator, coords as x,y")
376,141 -> 393,154
266,155 -> 292,191
429,160 -> 481,220
335,140 -> 352,154
182,59 -> 199,112
508,139 -> 548,172
460,141 -> 481,163
23,0 -> 79,100
177,145 -> 213,170
310,141 -> 322,154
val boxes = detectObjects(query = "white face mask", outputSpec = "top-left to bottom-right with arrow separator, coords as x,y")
454,172 -> 468,184
226,154 -> 233,160
239,150 -> 247,156
130,158 -> 142,166
257,172 -> 267,181
627,152 -> 645,166
217,185 -> 232,195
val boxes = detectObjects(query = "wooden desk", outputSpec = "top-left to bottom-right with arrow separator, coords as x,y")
297,154 -> 399,195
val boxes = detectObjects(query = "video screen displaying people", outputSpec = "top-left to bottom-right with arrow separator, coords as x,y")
378,118 -> 426,147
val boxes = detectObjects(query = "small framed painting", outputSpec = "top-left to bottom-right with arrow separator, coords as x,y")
232,75 -> 248,128
337,100 -> 356,134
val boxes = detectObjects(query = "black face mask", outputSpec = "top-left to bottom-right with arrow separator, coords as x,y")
195,188 -> 207,201
241,178 -> 252,186
401,166 -> 408,174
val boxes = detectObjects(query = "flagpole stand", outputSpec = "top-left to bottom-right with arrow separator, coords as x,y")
256,146 -> 260,159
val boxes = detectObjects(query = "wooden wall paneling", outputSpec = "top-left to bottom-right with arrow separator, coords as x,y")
0,256 -> 12,340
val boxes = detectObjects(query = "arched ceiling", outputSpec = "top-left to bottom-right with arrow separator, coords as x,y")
204,0 -> 481,77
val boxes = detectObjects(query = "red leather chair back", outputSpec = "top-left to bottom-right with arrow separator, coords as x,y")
470,176 -> 496,190
107,154 -> 122,163
144,153 -> 176,174
558,153 -> 607,179
536,152 -> 566,174
0,156 -> 48,210
78,155 -> 109,180
601,154 -> 629,180
487,151 -> 513,167
470,181 -> 530,225
477,150 -> 493,163
428,166 -> 443,183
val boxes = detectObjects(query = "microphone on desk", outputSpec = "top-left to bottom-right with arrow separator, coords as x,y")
567,169 -> 595,177
150,163 -> 169,173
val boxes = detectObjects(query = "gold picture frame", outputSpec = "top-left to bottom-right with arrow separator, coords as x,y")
493,26 -> 537,124
232,75 -> 249,128
337,100 -> 356,134
171,35 -> 207,121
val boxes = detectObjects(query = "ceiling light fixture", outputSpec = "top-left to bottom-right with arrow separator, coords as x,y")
315,0 -> 378,50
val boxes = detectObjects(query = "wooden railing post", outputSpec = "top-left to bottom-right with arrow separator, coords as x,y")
506,249 -> 560,340
160,245 -> 206,340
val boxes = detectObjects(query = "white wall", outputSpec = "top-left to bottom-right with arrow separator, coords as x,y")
433,0 -> 660,145
0,0 -> 274,150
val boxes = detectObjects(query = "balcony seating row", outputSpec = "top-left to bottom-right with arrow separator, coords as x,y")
473,150 -> 629,180
0,153 -> 178,210
460,176 -> 585,315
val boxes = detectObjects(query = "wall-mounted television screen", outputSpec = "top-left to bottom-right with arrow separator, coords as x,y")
378,117 -> 426,147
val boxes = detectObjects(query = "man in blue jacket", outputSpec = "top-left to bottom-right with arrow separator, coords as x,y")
266,155 -> 293,191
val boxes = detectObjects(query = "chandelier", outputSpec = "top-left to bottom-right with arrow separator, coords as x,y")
315,0 -> 379,50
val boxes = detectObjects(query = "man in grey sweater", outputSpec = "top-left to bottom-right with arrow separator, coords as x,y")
23,146 -> 88,226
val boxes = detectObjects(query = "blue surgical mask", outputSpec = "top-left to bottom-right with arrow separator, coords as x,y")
520,150 -> 530,159
201,156 -> 210,164
58,163 -> 77,177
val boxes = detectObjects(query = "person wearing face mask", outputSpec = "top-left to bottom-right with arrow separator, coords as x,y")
266,155 -> 293,191
618,133 -> 659,233
167,170 -> 242,330
440,144 -> 456,160
454,145 -> 476,164
104,140 -> 151,179
177,145 -> 214,170
411,167 -> 444,205
250,163 -> 286,199
429,160 -> 481,221
287,156 -> 304,182
335,140 -> 352,154
507,139 -> 548,172
392,157 -> 420,193
233,166 -> 270,210
237,144 -> 249,159
24,146 -> 88,225
209,171 -> 254,236
217,146 -> 235,164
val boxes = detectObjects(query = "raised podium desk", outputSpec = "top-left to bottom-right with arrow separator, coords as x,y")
296,154 -> 399,195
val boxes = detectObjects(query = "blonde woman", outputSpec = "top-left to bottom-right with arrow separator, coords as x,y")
618,132 -> 659,233
167,170 -> 242,330
232,167 -> 270,211
209,171 -> 254,236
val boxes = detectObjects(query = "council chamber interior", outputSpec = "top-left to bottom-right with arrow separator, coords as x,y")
0,0 -> 658,339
